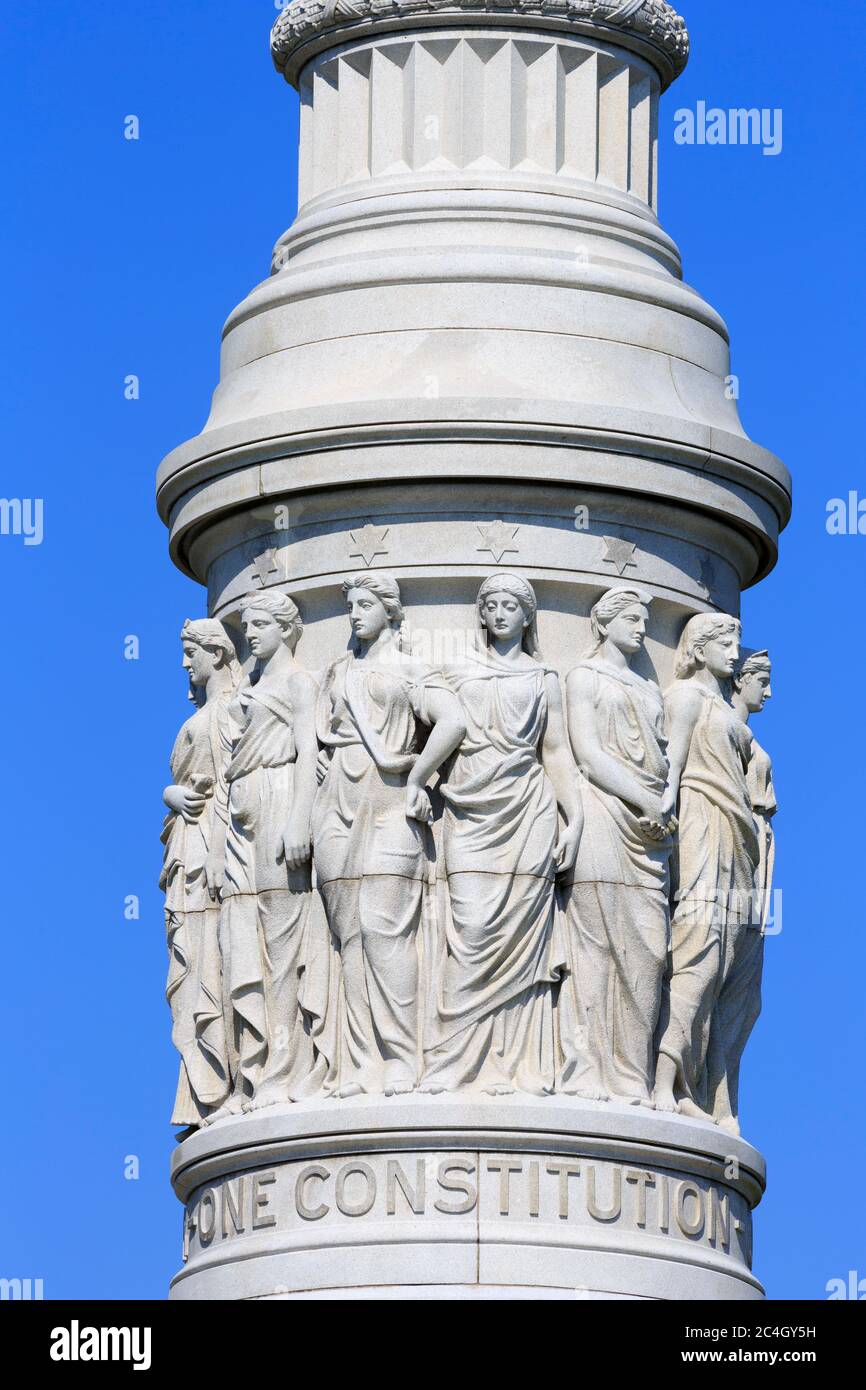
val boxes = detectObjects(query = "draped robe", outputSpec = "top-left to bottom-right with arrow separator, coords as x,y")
424,649 -> 565,1094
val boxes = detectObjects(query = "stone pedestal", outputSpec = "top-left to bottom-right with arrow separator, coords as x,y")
170,1098 -> 764,1301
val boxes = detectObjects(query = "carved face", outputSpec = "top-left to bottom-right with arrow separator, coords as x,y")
481,590 -> 529,644
604,603 -> 648,656
182,640 -> 216,687
738,669 -> 772,714
346,586 -> 391,644
699,631 -> 740,680
242,608 -> 284,661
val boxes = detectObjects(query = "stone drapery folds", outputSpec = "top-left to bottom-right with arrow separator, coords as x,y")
162,578 -> 776,1141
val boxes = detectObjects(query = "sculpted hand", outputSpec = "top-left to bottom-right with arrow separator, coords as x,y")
406,783 -> 433,825
555,824 -> 581,875
165,784 -> 207,823
280,830 -> 312,872
316,750 -> 331,787
639,816 -> 666,842
204,853 -> 224,901
639,813 -> 678,842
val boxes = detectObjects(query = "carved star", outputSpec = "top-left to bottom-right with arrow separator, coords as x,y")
476,521 -> 520,565
601,535 -> 637,577
699,555 -> 716,597
349,525 -> 390,567
252,548 -> 280,586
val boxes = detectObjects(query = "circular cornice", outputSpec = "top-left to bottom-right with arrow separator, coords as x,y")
271,0 -> 690,89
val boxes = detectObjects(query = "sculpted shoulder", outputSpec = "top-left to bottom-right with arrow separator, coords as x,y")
287,667 -> 320,702
663,680 -> 706,720
566,662 -> 598,693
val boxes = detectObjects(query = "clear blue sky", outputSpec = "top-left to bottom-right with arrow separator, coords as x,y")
1,0 -> 863,1301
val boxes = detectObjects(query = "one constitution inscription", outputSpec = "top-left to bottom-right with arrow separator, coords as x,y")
183,1152 -> 751,1267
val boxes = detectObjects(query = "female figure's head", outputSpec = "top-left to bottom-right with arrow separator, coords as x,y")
675,613 -> 741,681
476,573 -> 541,658
342,572 -> 405,651
586,585 -> 653,661
239,591 -> 303,663
733,650 -> 772,714
181,618 -> 241,698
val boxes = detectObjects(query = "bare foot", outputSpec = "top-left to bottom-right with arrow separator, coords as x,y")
566,1085 -> 609,1103
484,1082 -> 515,1097
334,1082 -> 365,1099
653,1086 -> 678,1114
516,1076 -> 554,1097
417,1080 -> 449,1095
244,1081 -> 290,1113
204,1093 -> 247,1126
383,1065 -> 416,1097
677,1097 -> 714,1123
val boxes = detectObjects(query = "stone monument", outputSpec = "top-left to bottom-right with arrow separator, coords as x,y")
157,0 -> 789,1300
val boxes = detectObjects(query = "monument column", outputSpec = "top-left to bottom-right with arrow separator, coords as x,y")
159,0 -> 788,1300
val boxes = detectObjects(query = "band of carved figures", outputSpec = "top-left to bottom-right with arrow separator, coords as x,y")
162,574 -> 774,1140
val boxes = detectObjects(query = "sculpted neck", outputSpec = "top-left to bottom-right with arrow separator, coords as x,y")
204,667 -> 233,703
488,632 -> 526,663
355,627 -> 399,663
598,638 -> 632,672
256,644 -> 296,680
690,667 -> 727,701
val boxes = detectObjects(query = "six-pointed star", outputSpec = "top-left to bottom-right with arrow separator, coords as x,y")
601,535 -> 637,577
252,548 -> 280,585
476,520 -> 520,564
349,525 -> 390,567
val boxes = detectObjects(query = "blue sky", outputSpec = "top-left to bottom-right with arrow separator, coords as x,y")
1,0 -> 863,1300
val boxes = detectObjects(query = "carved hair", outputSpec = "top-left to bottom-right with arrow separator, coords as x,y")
181,618 -> 242,683
674,613 -> 741,680
735,649 -> 771,682
239,591 -> 304,653
476,573 -> 542,659
585,585 -> 653,658
342,571 -> 408,651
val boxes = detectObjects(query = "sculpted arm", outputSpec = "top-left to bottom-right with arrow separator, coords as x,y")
566,667 -> 660,818
406,684 -> 466,824
164,784 -> 206,819
660,685 -> 703,821
541,673 -> 584,872
204,707 -> 234,900
282,672 -> 319,870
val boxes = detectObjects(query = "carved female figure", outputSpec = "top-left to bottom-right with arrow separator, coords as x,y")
161,619 -> 238,1128
560,586 -> 675,1106
653,613 -> 759,1125
711,649 -> 775,1134
313,573 -> 465,1098
212,592 -> 321,1120
422,574 -> 582,1096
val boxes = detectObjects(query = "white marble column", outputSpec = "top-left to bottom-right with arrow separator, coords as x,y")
159,0 -> 787,1300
